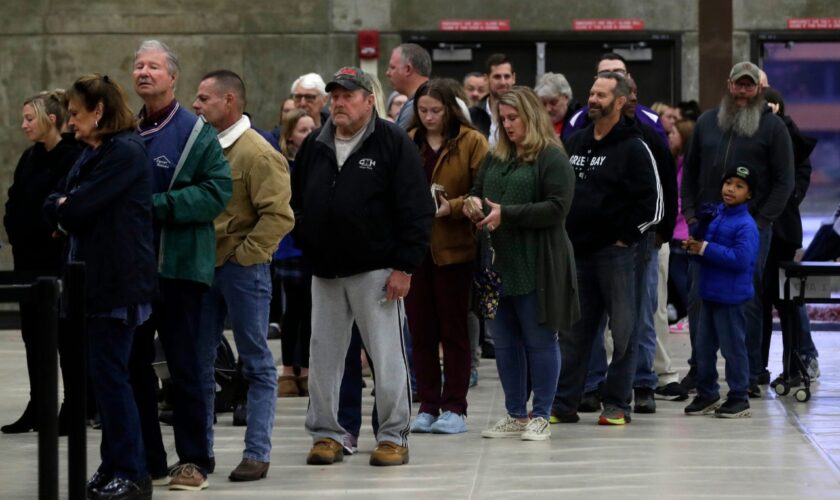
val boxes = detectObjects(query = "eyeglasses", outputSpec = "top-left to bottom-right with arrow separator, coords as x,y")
293,93 -> 319,102
730,81 -> 757,91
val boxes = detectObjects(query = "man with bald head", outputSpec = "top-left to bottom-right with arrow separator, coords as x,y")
193,69 -> 295,482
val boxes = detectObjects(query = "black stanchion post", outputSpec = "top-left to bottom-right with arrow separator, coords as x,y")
65,262 -> 87,500
33,278 -> 60,500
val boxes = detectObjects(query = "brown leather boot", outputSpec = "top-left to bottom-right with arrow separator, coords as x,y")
228,459 -> 269,481
306,438 -> 344,465
369,441 -> 409,466
277,375 -> 299,397
296,375 -> 309,397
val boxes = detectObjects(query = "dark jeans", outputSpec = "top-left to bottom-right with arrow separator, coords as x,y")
129,278 -> 212,476
337,326 -> 379,438
279,265 -> 312,370
90,317 -> 147,481
405,256 -> 472,416
761,238 -> 818,374
745,224 -> 773,383
696,301 -> 749,401
668,241 -> 691,319
555,244 -> 637,415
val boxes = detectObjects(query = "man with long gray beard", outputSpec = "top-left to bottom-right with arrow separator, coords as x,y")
681,61 -> 793,398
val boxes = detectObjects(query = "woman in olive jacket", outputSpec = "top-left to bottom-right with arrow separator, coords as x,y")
465,86 -> 579,442
405,80 -> 489,435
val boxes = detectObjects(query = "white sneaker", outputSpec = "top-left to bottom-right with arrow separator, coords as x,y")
481,415 -> 528,438
521,417 -> 551,441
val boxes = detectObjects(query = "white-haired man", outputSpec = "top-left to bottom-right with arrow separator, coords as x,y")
291,73 -> 329,128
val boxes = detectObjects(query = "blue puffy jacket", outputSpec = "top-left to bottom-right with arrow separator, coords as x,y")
698,202 -> 759,305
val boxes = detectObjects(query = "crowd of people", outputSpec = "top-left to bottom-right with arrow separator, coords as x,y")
3,38 -> 836,500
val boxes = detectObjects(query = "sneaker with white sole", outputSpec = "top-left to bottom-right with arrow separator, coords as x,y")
430,411 -> 467,434
521,417 -> 550,441
168,463 -> 208,491
481,415 -> 528,438
410,412 -> 437,433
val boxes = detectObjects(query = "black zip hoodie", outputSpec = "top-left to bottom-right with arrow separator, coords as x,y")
565,115 -> 663,257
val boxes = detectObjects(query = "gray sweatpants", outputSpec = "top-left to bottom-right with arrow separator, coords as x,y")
305,268 -> 412,447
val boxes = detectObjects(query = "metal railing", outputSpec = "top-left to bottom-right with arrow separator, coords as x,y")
0,262 -> 86,500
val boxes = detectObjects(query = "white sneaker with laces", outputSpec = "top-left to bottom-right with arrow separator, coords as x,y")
481,415 -> 528,438
521,417 -> 551,441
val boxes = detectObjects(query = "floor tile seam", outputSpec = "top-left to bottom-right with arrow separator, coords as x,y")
776,393 -> 840,476
467,370 -> 502,500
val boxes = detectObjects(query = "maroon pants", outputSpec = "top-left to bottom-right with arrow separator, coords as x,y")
405,255 -> 472,416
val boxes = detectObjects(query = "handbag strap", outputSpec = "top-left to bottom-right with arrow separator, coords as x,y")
479,227 -> 495,267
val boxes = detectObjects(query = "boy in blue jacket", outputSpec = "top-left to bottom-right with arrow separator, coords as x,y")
683,164 -> 760,418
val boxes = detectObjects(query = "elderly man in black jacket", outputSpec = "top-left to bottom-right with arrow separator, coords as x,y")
293,67 -> 434,467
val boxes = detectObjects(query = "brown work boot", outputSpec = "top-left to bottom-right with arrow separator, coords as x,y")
306,438 -> 344,465
297,375 -> 309,397
369,441 -> 409,466
228,458 -> 269,481
277,375 -> 300,397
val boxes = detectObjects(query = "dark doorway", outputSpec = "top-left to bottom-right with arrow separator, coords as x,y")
405,32 -> 679,108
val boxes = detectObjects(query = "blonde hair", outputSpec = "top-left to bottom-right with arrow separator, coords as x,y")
24,89 -> 69,132
367,73 -> 388,120
492,86 -> 562,163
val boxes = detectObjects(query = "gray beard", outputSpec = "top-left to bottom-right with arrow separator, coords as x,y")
717,94 -> 764,137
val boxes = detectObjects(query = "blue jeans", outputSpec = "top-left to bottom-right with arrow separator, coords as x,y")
745,224 -> 773,383
89,317 -> 147,481
696,301 -> 749,401
634,234 -> 660,390
489,292 -> 560,419
198,262 -> 276,462
555,244 -> 637,414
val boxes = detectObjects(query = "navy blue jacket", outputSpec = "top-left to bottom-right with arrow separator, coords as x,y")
698,202 -> 759,305
44,131 -> 158,313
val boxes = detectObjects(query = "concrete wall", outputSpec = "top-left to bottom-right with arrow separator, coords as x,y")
0,0 -> 836,269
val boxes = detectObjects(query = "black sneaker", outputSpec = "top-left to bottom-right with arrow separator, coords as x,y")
715,399 -> 751,418
578,390 -> 601,413
679,371 -> 697,393
770,372 -> 802,389
684,395 -> 721,415
549,410 -> 579,424
654,382 -> 689,401
748,384 -> 761,399
633,388 -> 656,414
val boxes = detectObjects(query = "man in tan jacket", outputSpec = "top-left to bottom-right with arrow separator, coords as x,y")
193,69 -> 294,482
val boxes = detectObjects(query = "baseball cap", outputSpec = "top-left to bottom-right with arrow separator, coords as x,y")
721,164 -> 756,193
325,67 -> 373,93
729,61 -> 760,84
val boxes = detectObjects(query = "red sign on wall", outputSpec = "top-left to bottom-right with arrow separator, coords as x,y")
573,19 -> 645,31
787,18 -> 840,30
439,20 -> 511,32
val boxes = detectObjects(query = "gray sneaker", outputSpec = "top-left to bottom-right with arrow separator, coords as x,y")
521,417 -> 551,441
481,416 -> 528,438
803,356 -> 820,380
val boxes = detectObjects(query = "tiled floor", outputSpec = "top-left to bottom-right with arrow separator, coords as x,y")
1,327 -> 839,499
